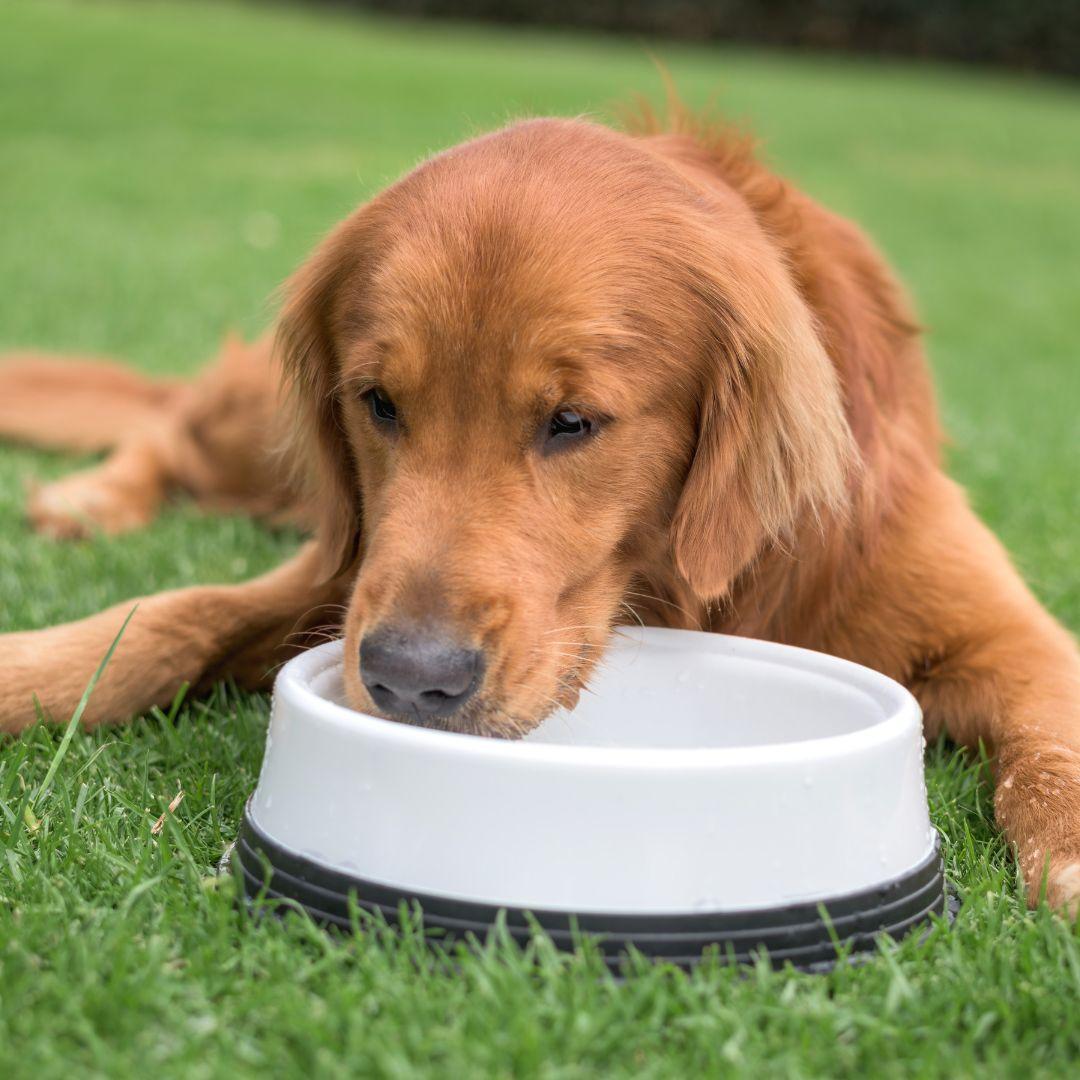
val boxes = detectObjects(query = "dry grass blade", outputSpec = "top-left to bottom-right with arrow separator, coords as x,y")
151,788 -> 185,836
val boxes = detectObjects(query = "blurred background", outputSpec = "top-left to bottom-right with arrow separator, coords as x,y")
352,0 -> 1080,76
1,0 -> 1077,632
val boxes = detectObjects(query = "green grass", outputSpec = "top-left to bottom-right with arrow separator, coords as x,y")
2,1 -> 1079,1074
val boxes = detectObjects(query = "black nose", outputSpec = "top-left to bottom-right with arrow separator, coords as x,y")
359,624 -> 483,719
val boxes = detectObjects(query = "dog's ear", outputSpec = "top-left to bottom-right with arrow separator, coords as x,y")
670,230 -> 857,600
276,210 -> 377,580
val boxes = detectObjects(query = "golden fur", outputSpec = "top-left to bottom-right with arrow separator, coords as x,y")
2,109 -> 1079,912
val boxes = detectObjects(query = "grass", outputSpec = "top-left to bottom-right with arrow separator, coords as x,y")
1,0 -> 1079,1074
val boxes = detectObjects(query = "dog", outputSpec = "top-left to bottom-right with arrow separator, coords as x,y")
2,107 -> 1079,913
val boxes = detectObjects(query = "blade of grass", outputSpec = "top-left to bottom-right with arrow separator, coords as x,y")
33,604 -> 138,807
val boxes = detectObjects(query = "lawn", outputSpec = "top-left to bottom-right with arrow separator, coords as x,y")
2,0 -> 1080,1075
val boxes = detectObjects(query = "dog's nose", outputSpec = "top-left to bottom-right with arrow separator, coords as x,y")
359,624 -> 483,718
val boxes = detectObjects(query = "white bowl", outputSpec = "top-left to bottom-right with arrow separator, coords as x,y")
239,628 -> 945,967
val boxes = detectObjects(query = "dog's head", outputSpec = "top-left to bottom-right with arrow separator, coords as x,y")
279,118 -> 853,736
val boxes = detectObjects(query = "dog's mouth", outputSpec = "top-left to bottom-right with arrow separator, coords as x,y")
390,703 -> 534,740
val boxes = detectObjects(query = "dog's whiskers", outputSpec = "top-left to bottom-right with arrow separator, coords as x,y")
618,601 -> 646,631
622,588 -> 698,622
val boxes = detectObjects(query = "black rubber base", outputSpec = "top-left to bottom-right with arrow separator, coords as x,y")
237,806 -> 948,971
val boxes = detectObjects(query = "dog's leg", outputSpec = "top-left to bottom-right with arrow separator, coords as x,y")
917,604 -> 1080,915
0,543 -> 346,733
838,474 -> 1080,914
0,350 -> 186,537
1,337 -> 294,537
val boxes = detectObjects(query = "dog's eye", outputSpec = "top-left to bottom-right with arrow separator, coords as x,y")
542,407 -> 594,453
366,387 -> 398,429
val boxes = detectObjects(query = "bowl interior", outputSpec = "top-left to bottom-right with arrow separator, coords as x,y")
304,628 -> 903,751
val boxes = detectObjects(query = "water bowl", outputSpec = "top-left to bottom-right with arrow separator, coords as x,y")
236,628 -> 946,969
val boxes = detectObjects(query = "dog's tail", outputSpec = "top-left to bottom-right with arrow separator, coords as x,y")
0,352 -> 183,453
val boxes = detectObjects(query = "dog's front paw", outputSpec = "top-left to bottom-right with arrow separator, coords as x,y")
995,741 -> 1080,917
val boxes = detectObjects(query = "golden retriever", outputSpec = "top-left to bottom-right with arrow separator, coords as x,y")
2,107 -> 1079,913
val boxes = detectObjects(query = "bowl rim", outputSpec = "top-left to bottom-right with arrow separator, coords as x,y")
273,627 -> 922,770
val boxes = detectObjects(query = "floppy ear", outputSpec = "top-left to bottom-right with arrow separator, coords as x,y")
670,234 -> 857,600
276,210 -> 376,580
